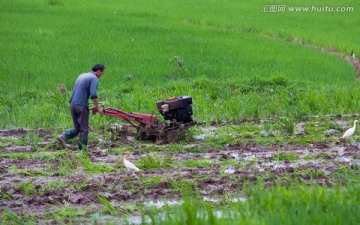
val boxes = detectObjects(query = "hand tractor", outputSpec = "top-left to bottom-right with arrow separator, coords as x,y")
91,96 -> 195,144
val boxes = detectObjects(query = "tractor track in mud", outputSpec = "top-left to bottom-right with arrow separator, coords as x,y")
0,127 -> 360,220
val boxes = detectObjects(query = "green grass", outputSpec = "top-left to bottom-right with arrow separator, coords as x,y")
143,179 -> 360,225
97,195 -> 117,215
139,176 -> 164,189
0,151 -> 59,160
18,180 -> 37,196
76,152 -> 114,173
303,153 -> 324,160
273,151 -> 298,161
49,204 -> 88,221
0,0 -> 359,128
137,153 -> 174,169
183,159 -> 212,168
55,151 -> 78,176
1,209 -> 26,224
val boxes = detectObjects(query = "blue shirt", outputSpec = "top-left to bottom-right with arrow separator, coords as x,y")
69,72 -> 99,107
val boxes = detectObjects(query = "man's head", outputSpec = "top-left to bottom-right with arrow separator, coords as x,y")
92,64 -> 105,78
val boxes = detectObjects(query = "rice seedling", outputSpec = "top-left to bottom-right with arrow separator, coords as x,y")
169,179 -> 196,190
0,151 -> 58,160
137,153 -> 174,169
0,137 -> 16,147
49,204 -> 87,220
7,165 -> 34,176
245,157 -> 259,168
76,153 -> 114,173
0,152 -> 31,160
279,117 -> 296,135
183,160 -> 212,168
273,151 -> 298,161
168,144 -> 185,152
139,176 -> 164,189
35,151 -> 60,160
121,202 -> 138,213
0,193 -> 13,201
7,165 -> 20,175
41,141 -> 60,152
219,159 -> 241,167
314,152 -> 331,159
56,151 -> 78,176
18,180 -> 37,196
183,146 -> 207,153
1,209 -> 25,224
294,168 -> 326,179
19,130 -> 43,151
40,180 -> 67,194
97,195 -> 117,215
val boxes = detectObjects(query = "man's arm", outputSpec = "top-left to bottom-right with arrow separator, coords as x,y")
92,98 -> 104,115
89,78 -> 103,115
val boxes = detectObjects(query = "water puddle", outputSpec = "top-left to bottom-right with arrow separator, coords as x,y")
203,196 -> 246,203
145,199 -> 182,208
3,146 -> 32,152
335,157 -> 353,163
193,126 -> 217,140
224,167 -> 236,174
244,154 -> 257,161
194,133 -> 212,140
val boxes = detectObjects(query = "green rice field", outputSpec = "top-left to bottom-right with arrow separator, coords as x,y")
1,0 -> 360,128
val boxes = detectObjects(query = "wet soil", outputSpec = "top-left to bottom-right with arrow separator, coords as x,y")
0,127 -> 359,220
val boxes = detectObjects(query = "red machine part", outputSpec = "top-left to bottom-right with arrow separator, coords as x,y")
90,97 -> 195,144
91,107 -> 157,125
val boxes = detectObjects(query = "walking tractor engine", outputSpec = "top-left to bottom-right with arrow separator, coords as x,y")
95,96 -> 195,144
141,96 -> 195,143
156,96 -> 193,124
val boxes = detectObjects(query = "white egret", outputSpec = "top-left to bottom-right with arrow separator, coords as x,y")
351,50 -> 355,59
122,151 -> 140,172
342,120 -> 358,139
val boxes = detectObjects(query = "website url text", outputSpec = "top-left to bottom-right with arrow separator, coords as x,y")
262,5 -> 354,13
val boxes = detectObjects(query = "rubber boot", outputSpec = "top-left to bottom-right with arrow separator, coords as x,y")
78,133 -> 88,150
58,129 -> 78,149
62,129 -> 79,141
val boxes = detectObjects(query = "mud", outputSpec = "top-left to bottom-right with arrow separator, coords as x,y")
0,127 -> 359,221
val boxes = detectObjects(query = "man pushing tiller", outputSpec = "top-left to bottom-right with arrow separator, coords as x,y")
57,64 -> 105,150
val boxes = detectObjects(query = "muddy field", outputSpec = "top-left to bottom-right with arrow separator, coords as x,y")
1,124 -> 360,222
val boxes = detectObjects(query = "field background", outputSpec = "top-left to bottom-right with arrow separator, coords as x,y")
1,0 -> 360,224
1,0 -> 360,128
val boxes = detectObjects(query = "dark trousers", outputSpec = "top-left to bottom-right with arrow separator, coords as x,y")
70,104 -> 89,135
60,104 -> 89,148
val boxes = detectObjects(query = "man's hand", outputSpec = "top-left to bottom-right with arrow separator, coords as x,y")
97,107 -> 104,116
91,98 -> 104,116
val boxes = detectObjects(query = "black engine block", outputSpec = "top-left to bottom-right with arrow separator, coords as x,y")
156,96 -> 193,123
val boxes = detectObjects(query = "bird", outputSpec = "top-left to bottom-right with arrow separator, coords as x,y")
351,50 -> 356,59
342,120 -> 358,139
122,151 -> 140,172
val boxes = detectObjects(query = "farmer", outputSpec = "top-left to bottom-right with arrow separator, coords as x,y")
57,64 -> 105,150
